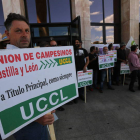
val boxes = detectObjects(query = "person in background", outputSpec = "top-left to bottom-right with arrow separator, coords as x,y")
2,12 -> 54,140
88,46 -> 99,90
99,46 -> 115,93
115,46 -> 120,50
74,39 -> 89,102
96,47 -> 100,56
108,43 -> 114,84
49,39 -> 65,111
0,33 -> 10,49
116,42 -> 128,85
128,45 -> 140,92
39,41 -> 49,47
50,40 -> 57,46
108,43 -> 114,51
79,40 -> 82,48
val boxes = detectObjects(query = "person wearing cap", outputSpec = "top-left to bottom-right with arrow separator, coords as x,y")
128,45 -> 140,92
0,33 -> 10,49
115,42 -> 128,85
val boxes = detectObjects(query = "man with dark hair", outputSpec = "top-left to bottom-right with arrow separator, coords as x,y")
4,13 -> 30,48
96,47 -> 99,56
39,41 -> 49,47
115,42 -> 128,85
108,43 -> 114,51
74,39 -> 89,101
128,45 -> 140,92
2,13 -> 55,140
88,46 -> 99,90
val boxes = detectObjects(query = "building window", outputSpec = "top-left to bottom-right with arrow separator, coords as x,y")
49,0 -> 71,22
90,0 -> 120,44
91,26 -> 103,43
105,26 -> 114,43
25,0 -> 71,23
104,0 -> 114,23
90,0 -> 103,23
0,0 -> 5,41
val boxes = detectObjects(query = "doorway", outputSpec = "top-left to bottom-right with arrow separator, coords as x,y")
30,16 -> 81,47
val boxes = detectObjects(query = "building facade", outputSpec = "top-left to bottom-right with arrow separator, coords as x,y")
0,0 -> 139,51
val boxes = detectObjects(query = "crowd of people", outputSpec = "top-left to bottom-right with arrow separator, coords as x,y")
0,12 -> 140,140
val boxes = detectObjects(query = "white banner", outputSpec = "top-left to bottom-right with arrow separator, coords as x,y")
120,62 -> 130,74
0,46 -> 78,139
98,54 -> 114,70
77,70 -> 93,88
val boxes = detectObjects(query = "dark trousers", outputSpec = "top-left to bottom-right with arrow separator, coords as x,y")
129,70 -> 140,89
93,69 -> 98,88
114,63 -> 124,83
100,68 -> 111,90
78,87 -> 84,96
0,122 -> 48,140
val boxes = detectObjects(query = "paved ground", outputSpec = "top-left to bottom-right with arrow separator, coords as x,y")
5,78 -> 140,140
54,79 -> 140,140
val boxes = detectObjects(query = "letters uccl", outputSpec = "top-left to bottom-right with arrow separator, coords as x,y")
20,89 -> 68,120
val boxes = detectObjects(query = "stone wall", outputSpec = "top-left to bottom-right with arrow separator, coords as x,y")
121,0 -> 139,45
71,0 -> 91,51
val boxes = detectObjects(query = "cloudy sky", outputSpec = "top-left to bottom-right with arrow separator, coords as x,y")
90,0 -> 114,43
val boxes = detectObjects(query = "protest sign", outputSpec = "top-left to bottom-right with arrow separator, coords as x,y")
113,44 -> 120,50
0,46 -> 78,139
77,70 -> 93,88
91,44 -> 120,54
98,54 -> 114,70
120,62 -> 130,74
108,50 -> 117,62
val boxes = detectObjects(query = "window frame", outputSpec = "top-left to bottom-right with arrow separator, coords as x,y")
24,0 -> 72,23
90,0 -> 121,44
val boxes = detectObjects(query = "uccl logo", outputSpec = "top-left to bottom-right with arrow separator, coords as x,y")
80,81 -> 90,87
102,63 -> 111,68
88,73 -> 92,75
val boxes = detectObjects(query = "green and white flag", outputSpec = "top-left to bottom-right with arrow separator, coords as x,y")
126,36 -> 136,49
0,46 -> 78,139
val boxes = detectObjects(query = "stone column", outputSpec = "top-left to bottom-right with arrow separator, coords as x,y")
71,0 -> 91,51
121,0 -> 139,45
2,0 -> 25,20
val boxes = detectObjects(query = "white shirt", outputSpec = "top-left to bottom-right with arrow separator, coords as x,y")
6,44 -> 19,49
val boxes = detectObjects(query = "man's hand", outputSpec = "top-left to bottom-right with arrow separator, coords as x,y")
83,66 -> 87,73
35,110 -> 55,126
